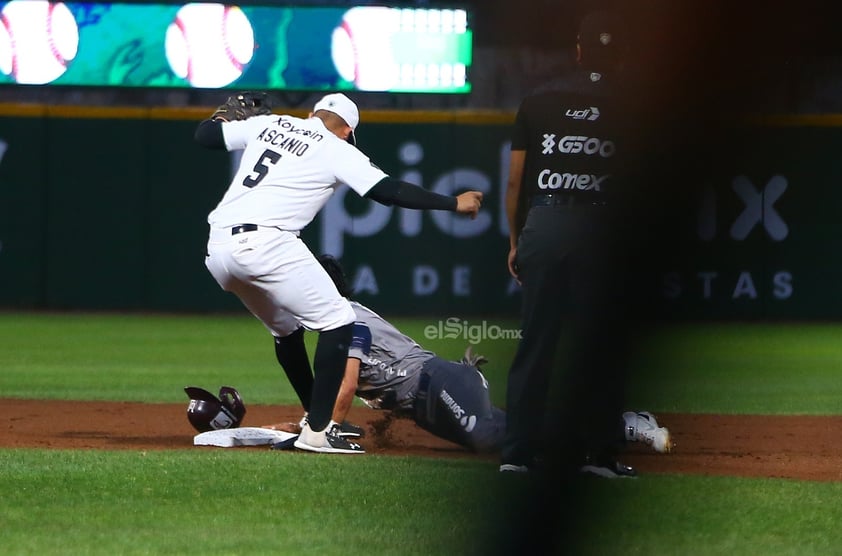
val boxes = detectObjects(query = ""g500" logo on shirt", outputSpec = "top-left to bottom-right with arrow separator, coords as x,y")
542,133 -> 615,157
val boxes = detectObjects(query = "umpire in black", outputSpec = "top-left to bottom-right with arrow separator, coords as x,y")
500,9 -> 636,478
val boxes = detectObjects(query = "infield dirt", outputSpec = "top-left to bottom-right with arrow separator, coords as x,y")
2,399 -> 841,482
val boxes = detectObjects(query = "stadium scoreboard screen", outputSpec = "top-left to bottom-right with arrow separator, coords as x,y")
0,1 -> 473,93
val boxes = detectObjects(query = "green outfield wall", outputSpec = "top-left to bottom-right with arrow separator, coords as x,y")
0,105 -> 839,318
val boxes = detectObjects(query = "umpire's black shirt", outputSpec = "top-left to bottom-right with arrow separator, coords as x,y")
512,70 -> 624,209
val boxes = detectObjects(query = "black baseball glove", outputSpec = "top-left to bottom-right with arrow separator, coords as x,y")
211,91 -> 277,122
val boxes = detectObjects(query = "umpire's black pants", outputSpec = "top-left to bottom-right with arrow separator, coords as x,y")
501,202 -> 628,469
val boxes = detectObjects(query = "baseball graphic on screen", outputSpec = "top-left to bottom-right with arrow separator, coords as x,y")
165,3 -> 255,88
331,6 -> 399,91
0,0 -> 79,84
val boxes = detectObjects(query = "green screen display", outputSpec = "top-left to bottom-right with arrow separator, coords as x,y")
0,1 -> 472,92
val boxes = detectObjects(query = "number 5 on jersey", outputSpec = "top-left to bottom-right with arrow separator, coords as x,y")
243,149 -> 282,188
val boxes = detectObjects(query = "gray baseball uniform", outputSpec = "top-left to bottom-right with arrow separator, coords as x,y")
347,301 -> 432,411
348,300 -> 506,453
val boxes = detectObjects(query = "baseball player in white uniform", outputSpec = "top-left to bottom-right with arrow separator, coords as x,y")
194,92 -> 482,453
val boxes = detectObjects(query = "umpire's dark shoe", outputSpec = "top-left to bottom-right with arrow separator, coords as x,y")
499,463 -> 530,473
580,455 -> 637,479
499,454 -> 544,474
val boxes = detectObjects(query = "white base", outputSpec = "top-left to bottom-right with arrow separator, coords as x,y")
193,427 -> 296,447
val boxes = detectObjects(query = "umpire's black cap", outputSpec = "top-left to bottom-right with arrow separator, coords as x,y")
577,10 -> 624,71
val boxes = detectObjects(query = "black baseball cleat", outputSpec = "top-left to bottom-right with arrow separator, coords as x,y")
579,455 -> 637,479
335,420 -> 365,438
294,423 -> 365,454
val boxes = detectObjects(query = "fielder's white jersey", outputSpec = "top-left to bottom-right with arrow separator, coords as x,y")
208,114 -> 388,231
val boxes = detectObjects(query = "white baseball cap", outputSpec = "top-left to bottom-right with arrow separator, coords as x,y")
313,93 -> 359,145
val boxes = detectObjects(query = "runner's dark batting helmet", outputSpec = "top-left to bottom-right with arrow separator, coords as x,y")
317,254 -> 354,298
184,386 -> 246,432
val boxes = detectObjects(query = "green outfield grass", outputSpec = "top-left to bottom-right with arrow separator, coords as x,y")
627,322 -> 842,415
2,312 -> 842,555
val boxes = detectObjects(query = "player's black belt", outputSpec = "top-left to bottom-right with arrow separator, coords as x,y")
531,194 -> 607,207
231,224 -> 259,235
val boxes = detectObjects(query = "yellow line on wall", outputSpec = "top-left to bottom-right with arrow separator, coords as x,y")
0,103 -> 515,124
5,103 -> 842,127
